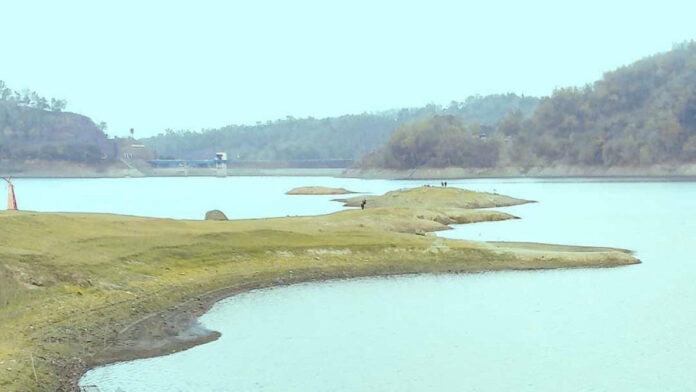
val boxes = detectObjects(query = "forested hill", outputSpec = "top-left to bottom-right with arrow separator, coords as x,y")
140,94 -> 539,161
0,81 -> 111,163
362,42 -> 696,170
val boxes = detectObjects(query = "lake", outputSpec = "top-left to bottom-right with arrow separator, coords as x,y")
14,177 -> 690,391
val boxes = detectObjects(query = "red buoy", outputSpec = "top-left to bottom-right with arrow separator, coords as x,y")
2,177 -> 17,210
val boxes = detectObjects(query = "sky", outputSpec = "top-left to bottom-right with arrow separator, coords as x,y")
2,0 -> 695,137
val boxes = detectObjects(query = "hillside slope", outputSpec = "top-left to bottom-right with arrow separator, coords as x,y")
362,42 -> 696,170
0,99 -> 112,164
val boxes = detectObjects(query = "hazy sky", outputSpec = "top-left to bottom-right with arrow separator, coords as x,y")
2,1 -> 695,137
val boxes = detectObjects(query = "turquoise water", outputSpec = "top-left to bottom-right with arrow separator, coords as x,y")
26,177 -> 690,391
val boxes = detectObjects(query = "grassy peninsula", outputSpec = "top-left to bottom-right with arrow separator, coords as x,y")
0,187 -> 638,391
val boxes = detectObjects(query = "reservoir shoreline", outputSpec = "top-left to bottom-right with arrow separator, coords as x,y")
5,160 -> 696,179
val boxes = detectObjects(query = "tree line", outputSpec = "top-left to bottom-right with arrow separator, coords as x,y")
0,80 -> 67,112
141,94 -> 539,162
363,41 -> 696,169
360,116 -> 500,169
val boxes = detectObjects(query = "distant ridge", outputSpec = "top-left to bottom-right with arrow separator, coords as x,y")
140,94 -> 539,162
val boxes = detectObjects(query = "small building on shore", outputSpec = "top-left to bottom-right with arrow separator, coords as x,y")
215,152 -> 228,177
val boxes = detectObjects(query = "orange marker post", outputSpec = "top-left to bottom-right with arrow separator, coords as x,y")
2,177 -> 17,210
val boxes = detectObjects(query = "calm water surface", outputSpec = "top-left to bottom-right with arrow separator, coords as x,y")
19,177 -> 690,391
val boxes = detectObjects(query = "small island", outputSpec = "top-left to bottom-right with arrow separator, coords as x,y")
0,186 -> 639,391
286,186 -> 356,195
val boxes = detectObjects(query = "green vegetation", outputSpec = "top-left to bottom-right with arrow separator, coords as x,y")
0,187 -> 637,391
0,81 -> 66,113
140,94 -> 538,162
360,116 -> 501,169
0,81 -> 111,164
363,42 -> 696,170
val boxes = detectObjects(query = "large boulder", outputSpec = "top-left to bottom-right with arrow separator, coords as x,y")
205,209 -> 228,221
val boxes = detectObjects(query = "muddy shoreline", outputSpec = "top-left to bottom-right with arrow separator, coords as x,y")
72,252 -> 637,390
341,164 -> 696,180
74,271 -> 428,387
74,272 -> 414,389
6,161 -> 696,180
